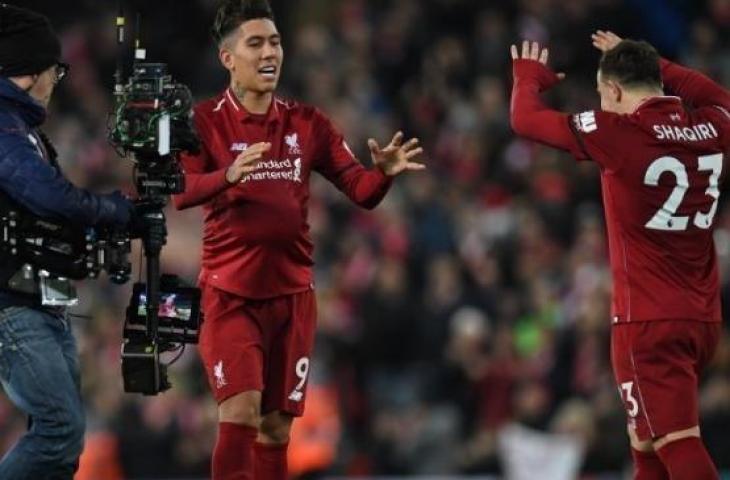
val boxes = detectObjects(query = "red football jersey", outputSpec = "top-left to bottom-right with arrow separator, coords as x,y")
173,89 -> 391,298
568,98 -> 730,322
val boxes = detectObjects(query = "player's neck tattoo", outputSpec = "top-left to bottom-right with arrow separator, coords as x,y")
232,82 -> 248,104
233,81 -> 273,114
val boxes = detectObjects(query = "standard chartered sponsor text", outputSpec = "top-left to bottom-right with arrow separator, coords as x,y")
241,157 -> 302,183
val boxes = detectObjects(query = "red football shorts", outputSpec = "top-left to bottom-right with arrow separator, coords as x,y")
611,320 -> 721,441
197,282 -> 317,416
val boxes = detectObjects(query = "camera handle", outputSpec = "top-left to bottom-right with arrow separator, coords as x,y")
140,209 -> 166,344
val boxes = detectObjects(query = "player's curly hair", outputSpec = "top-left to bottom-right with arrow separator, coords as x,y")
211,0 -> 274,45
599,39 -> 662,89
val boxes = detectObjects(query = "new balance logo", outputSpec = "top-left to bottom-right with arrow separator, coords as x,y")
288,390 -> 303,402
230,142 -> 249,152
575,111 -> 597,133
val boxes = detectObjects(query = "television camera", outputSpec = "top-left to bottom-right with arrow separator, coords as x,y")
0,192 -> 131,306
109,7 -> 201,395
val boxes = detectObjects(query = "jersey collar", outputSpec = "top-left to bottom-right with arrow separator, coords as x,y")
224,88 -> 281,125
636,95 -> 682,111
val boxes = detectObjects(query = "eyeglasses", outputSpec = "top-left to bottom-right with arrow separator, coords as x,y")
54,62 -> 70,84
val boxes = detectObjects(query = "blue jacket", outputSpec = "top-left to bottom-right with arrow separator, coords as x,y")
0,77 -> 132,307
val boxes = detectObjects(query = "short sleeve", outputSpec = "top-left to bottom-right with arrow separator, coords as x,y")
568,110 -> 626,171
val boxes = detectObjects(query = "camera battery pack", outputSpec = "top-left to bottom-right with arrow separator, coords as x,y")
121,340 -> 170,395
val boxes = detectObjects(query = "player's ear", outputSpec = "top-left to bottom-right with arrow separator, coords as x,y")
609,80 -> 622,103
219,48 -> 235,72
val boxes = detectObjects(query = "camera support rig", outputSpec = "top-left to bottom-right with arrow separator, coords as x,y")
109,4 -> 199,395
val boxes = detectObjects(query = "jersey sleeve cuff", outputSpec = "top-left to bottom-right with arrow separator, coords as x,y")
373,165 -> 394,184
513,59 -> 561,92
218,166 -> 233,187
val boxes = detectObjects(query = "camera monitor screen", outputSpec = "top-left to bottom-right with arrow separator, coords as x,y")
138,291 -> 193,321
126,282 -> 201,344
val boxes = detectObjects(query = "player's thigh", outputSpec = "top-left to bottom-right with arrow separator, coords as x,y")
651,322 -> 720,449
219,390 -> 262,426
613,321 -> 710,441
611,324 -> 649,436
261,290 -> 316,417
694,322 -> 722,372
199,284 -> 265,403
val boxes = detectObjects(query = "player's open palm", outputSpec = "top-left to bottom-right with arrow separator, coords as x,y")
511,40 -> 549,64
369,131 -> 425,177
510,40 -> 566,90
591,30 -> 622,53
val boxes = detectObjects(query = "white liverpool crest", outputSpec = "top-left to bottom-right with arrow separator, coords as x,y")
285,132 -> 302,154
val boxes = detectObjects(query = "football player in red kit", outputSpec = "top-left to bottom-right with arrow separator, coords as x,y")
173,1 -> 423,479
510,33 -> 729,480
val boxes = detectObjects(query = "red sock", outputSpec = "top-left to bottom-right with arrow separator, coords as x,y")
212,422 -> 258,480
632,448 -> 668,480
254,442 -> 289,480
656,437 -> 718,480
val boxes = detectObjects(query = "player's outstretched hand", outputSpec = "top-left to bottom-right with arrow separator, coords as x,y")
369,131 -> 425,177
226,142 -> 271,183
510,40 -> 566,81
510,40 -> 565,82
591,30 -> 622,53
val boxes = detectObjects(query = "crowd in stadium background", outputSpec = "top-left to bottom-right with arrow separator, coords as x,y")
1,0 -> 729,478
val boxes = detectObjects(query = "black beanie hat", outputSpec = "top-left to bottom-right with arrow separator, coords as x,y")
0,3 -> 61,77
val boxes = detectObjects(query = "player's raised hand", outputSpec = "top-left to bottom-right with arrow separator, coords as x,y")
510,39 -> 545,62
226,142 -> 271,183
510,40 -> 566,80
369,131 -> 425,177
591,30 -> 622,52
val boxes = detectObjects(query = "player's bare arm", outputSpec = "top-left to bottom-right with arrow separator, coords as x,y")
368,131 -> 425,176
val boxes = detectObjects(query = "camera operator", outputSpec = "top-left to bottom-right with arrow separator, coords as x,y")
0,5 -> 139,479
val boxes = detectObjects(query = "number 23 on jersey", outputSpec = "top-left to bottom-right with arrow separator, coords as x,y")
644,153 -> 723,231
